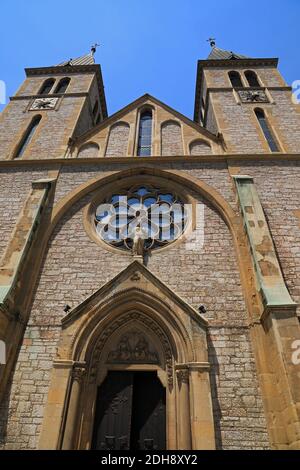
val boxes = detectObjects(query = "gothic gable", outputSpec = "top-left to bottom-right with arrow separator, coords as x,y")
63,260 -> 207,328
59,260 -> 208,363
72,94 -> 222,158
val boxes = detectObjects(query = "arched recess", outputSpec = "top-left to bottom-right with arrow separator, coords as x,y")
38,168 -> 266,450
49,167 -> 238,235
38,167 -> 254,323
105,121 -> 130,157
6,167 -> 300,450
39,264 -> 215,450
77,142 -> 100,159
161,120 -> 183,156
189,139 -> 212,156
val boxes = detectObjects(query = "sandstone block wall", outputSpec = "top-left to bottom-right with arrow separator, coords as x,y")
0,159 -> 286,449
0,73 -> 97,160
200,67 -> 300,154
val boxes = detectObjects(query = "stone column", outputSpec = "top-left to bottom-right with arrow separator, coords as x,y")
176,368 -> 192,450
61,366 -> 86,450
188,362 -> 215,449
261,307 -> 300,449
39,360 -> 73,449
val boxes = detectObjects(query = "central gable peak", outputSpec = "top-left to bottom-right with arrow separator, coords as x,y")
71,93 -> 223,159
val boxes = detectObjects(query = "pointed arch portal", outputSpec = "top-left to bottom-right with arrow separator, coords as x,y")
39,262 -> 215,450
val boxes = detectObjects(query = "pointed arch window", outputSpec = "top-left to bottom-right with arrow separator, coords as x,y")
255,108 -> 279,152
54,77 -> 70,94
245,70 -> 260,87
228,71 -> 243,88
137,110 -> 152,156
39,79 -> 55,95
14,115 -> 42,159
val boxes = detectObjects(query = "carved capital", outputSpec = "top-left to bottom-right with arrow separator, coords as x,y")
72,367 -> 86,382
176,369 -> 189,385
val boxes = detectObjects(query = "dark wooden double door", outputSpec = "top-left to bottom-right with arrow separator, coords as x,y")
92,371 -> 166,450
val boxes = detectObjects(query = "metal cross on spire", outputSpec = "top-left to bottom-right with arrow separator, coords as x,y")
91,43 -> 100,55
207,37 -> 216,48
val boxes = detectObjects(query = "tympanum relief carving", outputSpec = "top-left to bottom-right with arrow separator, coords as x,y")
107,330 -> 159,364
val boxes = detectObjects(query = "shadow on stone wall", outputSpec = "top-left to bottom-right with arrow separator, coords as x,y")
207,331 -> 223,450
0,365 -> 17,448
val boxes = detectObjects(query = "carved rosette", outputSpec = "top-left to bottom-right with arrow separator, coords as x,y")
30,97 -> 59,110
238,90 -> 269,103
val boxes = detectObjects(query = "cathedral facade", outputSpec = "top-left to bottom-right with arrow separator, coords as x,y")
0,44 -> 299,450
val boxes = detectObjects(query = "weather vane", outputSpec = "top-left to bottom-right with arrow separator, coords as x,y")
91,43 -> 101,55
207,37 -> 216,48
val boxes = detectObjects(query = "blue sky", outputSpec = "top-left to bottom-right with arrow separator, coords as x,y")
0,0 -> 299,118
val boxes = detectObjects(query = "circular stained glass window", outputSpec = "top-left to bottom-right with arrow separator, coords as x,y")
95,185 -> 187,252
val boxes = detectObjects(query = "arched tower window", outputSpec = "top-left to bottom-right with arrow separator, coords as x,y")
39,79 -> 55,95
245,70 -> 260,87
54,77 -> 70,94
14,115 -> 42,159
137,110 -> 152,156
255,108 -> 279,152
228,71 -> 243,88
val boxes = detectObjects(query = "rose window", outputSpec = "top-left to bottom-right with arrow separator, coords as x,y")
95,185 -> 187,251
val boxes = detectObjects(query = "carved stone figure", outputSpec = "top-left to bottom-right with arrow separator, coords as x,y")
107,331 -> 158,364
132,225 -> 145,256
108,335 -> 131,362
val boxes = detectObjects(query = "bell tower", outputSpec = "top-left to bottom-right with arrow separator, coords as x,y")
0,47 -> 107,160
194,41 -> 300,154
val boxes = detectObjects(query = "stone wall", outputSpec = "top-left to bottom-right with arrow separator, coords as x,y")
0,166 -> 48,260
231,160 -> 300,317
0,162 -> 275,449
200,66 -> 300,154
0,73 -> 96,161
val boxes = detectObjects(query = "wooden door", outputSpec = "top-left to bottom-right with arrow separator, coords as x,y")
130,372 -> 166,450
92,371 -> 133,450
92,371 -> 166,450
